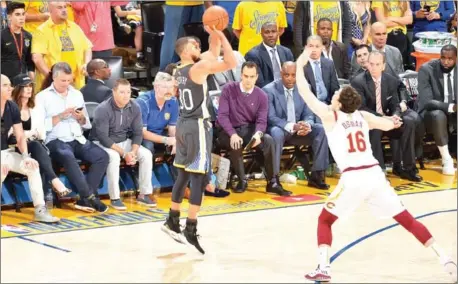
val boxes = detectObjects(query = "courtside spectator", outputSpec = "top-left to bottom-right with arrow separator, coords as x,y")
24,1 -> 74,35
263,62 -> 330,189
136,72 -> 178,155
411,1 -> 456,38
448,11 -> 457,34
351,22 -> 404,78
245,22 -> 294,88
92,79 -> 155,210
217,62 -> 291,196
32,1 -> 92,92
293,1 -> 352,57
159,0 -> 206,71
372,1 -> 413,68
10,73 -> 72,198
347,1 -> 371,59
303,35 -> 340,105
316,18 -> 351,79
351,44 -> 371,78
80,59 -> 112,103
1,2 -> 35,81
35,62 -> 109,213
232,1 -> 287,56
72,1 -> 127,59
417,45 -> 457,176
0,74 -> 59,223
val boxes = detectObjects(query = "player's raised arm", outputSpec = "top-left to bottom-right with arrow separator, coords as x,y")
360,111 -> 403,131
295,50 -> 331,120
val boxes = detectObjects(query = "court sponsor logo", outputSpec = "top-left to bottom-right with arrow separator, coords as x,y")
1,180 -> 454,239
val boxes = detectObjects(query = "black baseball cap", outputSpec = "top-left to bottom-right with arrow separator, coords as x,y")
12,74 -> 33,87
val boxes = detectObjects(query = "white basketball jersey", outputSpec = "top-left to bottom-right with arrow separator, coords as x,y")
326,111 -> 378,171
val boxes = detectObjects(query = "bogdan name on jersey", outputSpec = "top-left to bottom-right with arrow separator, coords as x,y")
341,120 -> 363,129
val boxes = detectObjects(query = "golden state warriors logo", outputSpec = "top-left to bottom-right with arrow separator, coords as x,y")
326,202 -> 336,209
164,113 -> 170,120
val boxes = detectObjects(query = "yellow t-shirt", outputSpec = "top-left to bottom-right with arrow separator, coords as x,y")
166,1 -> 203,6
371,1 -> 407,34
32,20 -> 92,91
232,1 -> 287,56
312,1 -> 340,42
23,1 -> 74,34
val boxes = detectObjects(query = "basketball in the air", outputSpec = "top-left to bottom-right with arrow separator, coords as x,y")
202,5 -> 229,31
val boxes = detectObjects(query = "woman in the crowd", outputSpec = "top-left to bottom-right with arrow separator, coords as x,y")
411,1 -> 456,39
347,1 -> 371,59
10,73 -> 72,198
372,1 -> 413,68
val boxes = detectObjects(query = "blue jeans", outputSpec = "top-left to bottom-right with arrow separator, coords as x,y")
159,4 -> 204,71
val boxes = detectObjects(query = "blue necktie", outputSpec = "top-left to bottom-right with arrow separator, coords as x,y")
313,61 -> 328,102
286,89 -> 295,123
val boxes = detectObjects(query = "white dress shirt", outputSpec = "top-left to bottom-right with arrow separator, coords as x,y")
35,84 -> 91,144
263,42 -> 281,69
444,68 -> 456,113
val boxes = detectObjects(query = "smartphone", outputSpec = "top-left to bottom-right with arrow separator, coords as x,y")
75,107 -> 83,111
244,137 -> 256,151
423,5 -> 431,12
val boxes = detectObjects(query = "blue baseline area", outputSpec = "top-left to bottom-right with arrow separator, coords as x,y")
1,164 -> 174,205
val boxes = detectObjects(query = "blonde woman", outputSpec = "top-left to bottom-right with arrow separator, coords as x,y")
10,73 -> 71,198
372,1 -> 413,67
347,1 -> 371,59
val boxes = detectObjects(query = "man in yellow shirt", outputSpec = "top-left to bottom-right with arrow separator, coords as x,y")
159,1 -> 209,71
232,1 -> 287,56
31,1 -> 91,92
23,1 -> 74,34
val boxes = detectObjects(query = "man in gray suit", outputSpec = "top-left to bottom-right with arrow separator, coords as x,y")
351,22 -> 404,78
417,45 -> 457,176
263,62 -> 329,189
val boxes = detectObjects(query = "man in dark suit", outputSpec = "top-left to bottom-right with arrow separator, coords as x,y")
245,22 -> 294,88
351,51 -> 422,181
264,62 -> 329,189
417,45 -> 457,176
303,35 -> 340,105
351,44 -> 371,79
80,59 -> 112,103
316,18 -> 350,79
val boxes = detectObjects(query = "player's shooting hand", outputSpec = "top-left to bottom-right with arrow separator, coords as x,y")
298,48 -> 311,67
230,134 -> 243,150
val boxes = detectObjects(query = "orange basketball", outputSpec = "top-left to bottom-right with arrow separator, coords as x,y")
202,5 -> 229,31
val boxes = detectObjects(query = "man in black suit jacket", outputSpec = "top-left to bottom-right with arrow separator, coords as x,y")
351,51 -> 421,181
417,45 -> 457,176
263,62 -> 329,189
316,18 -> 350,79
245,22 -> 294,88
80,59 -> 113,103
303,36 -> 340,105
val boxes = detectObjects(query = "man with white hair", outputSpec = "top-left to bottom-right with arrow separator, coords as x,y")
136,72 -> 179,155
1,74 -> 58,222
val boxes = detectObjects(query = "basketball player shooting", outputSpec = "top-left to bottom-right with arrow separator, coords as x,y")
294,49 -> 457,282
161,23 -> 237,254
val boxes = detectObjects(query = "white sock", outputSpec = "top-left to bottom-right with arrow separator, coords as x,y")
431,242 -> 451,265
318,245 -> 330,268
438,145 -> 452,162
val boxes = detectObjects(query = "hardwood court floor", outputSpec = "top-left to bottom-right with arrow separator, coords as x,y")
1,162 -> 456,283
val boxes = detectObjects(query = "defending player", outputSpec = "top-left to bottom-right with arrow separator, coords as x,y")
294,49 -> 457,282
161,27 -> 237,254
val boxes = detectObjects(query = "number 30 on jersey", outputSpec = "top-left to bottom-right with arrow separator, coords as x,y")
178,89 -> 194,111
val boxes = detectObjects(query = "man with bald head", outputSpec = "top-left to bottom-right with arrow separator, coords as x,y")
80,59 -> 112,103
32,1 -> 92,91
351,22 -> 404,78
245,22 -> 294,88
263,62 -> 330,189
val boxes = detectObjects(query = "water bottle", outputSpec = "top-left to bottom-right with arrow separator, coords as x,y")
45,192 -> 54,210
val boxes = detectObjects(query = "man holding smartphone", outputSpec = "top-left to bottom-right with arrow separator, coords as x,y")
411,1 -> 456,38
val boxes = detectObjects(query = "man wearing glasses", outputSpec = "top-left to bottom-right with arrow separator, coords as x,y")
80,58 -> 112,103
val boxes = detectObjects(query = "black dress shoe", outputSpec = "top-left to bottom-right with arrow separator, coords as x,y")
417,158 -> 425,170
266,182 -> 291,196
232,180 -> 248,193
399,169 -> 423,182
392,163 -> 403,177
308,171 -> 330,190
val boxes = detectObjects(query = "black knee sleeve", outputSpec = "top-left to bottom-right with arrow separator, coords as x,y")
189,173 -> 207,206
171,168 -> 191,204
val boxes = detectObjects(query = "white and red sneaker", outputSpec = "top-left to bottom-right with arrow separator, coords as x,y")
304,265 -> 331,282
